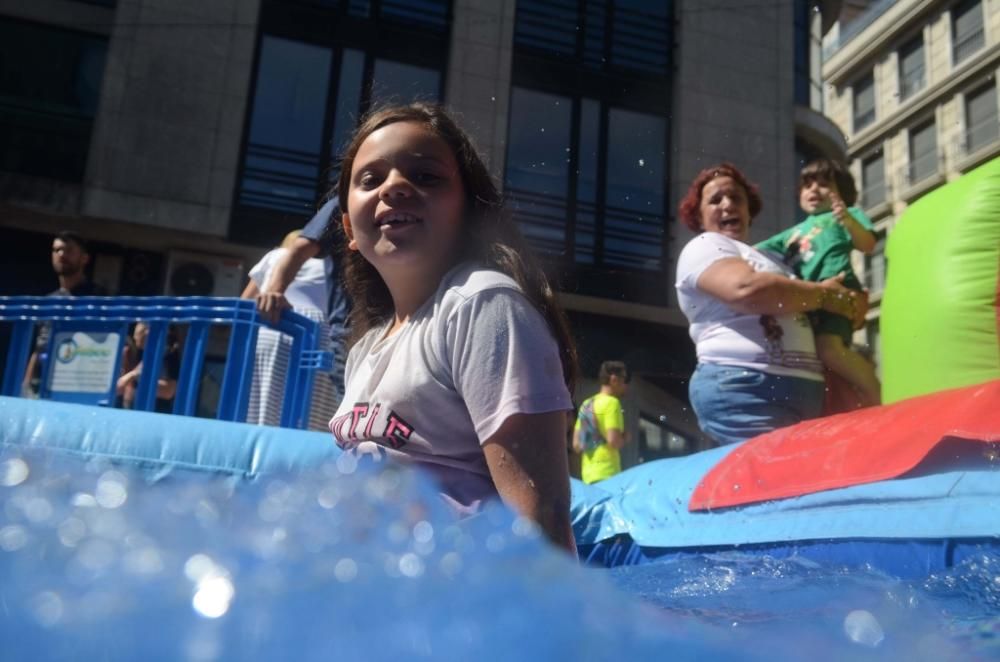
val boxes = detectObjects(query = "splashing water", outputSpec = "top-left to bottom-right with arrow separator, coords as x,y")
0,447 -> 997,661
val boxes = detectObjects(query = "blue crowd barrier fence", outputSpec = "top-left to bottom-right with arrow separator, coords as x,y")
0,296 -> 333,429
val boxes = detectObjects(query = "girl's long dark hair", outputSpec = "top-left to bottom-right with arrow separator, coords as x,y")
334,102 -> 578,392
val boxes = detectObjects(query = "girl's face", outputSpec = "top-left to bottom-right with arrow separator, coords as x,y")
699,176 -> 752,242
343,121 -> 465,281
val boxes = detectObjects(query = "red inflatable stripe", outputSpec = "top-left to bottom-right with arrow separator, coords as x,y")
688,379 -> 1000,512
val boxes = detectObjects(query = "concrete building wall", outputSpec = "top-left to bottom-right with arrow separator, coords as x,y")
445,0 -> 515,180
82,0 -> 261,237
671,0 -> 798,246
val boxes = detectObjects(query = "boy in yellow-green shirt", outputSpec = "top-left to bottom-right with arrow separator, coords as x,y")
572,361 -> 629,484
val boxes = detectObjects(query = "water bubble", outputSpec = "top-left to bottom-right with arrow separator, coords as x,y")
399,552 -> 424,578
510,516 -> 536,538
24,497 -> 54,523
192,575 -> 235,619
95,471 -> 128,509
413,520 -> 434,543
0,524 -> 29,552
57,517 -> 87,547
439,551 -> 462,577
843,609 -> 884,647
0,458 -> 29,486
335,558 -> 358,583
30,591 -> 64,627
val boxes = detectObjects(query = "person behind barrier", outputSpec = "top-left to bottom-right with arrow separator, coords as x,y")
241,230 -> 340,430
116,322 -> 180,413
255,197 -> 349,405
572,361 -> 629,484
756,158 -> 881,409
22,231 -> 107,396
675,163 -> 865,446
328,102 -> 578,552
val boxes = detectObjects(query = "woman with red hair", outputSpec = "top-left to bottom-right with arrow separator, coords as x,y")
674,163 -> 864,445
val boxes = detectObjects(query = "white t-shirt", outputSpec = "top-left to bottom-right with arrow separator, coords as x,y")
330,263 -> 572,507
675,232 -> 823,381
249,248 -> 329,316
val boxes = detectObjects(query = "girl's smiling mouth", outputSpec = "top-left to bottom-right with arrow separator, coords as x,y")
375,211 -> 423,230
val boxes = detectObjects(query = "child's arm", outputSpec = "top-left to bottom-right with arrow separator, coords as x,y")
484,411 -> 576,553
829,190 -> 876,254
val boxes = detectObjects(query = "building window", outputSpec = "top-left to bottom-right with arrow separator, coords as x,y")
897,35 -> 925,101
853,72 -> 875,132
637,414 -> 693,462
514,0 -> 671,76
964,83 -> 999,154
907,119 -> 937,185
233,0 -> 449,244
508,0 -> 673,306
866,316 -> 881,377
952,0 -> 984,65
864,231 -> 886,295
793,0 -> 822,108
861,153 -> 886,208
0,18 -> 108,182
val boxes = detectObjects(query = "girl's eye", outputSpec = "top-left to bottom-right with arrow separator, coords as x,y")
413,171 -> 440,184
358,172 -> 381,189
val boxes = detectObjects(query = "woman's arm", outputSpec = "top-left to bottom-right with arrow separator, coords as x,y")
240,280 -> 259,299
483,411 -> 576,554
697,257 -> 861,320
257,237 -> 321,324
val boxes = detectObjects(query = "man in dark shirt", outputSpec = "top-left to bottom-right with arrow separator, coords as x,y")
22,231 -> 107,395
255,197 -> 349,402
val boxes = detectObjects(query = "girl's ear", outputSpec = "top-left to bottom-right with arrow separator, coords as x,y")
341,212 -> 358,251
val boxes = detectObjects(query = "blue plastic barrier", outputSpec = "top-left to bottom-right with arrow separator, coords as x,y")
0,296 -> 333,429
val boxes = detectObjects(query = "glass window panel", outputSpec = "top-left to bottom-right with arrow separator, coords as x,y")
853,73 -> 875,131
866,317 -> 882,378
0,18 -> 108,181
577,99 -> 600,204
371,59 -> 440,106
240,36 -> 332,213
505,87 -> 572,256
380,0 -> 449,29
865,234 -> 886,293
604,108 -> 665,270
861,154 -> 885,207
908,119 -> 937,184
609,0 -> 671,75
514,0 -> 579,58
966,84 -> 999,153
574,99 -> 600,264
952,0 -> 984,63
898,36 -> 924,100
329,49 -> 364,175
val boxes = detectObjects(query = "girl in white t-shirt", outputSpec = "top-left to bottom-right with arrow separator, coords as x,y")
329,103 -> 578,552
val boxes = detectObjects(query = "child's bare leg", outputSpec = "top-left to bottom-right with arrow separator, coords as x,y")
815,333 -> 882,407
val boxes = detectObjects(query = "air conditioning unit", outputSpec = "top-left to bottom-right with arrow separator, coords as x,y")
164,250 -> 245,297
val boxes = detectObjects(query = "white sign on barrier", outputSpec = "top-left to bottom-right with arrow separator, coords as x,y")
49,331 -> 121,394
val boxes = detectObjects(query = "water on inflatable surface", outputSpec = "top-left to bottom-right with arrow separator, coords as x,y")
0,447 -> 997,661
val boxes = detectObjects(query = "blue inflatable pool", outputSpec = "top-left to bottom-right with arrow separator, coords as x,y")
1,395 -> 998,660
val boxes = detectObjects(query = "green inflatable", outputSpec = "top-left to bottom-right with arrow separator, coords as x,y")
881,156 -> 1000,403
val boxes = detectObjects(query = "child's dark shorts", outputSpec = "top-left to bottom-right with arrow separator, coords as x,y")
808,309 -> 854,346
809,277 -> 862,346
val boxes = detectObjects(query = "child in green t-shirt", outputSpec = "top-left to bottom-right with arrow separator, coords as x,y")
756,159 -> 881,407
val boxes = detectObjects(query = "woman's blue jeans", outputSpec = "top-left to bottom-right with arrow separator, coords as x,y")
689,363 -> 824,446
